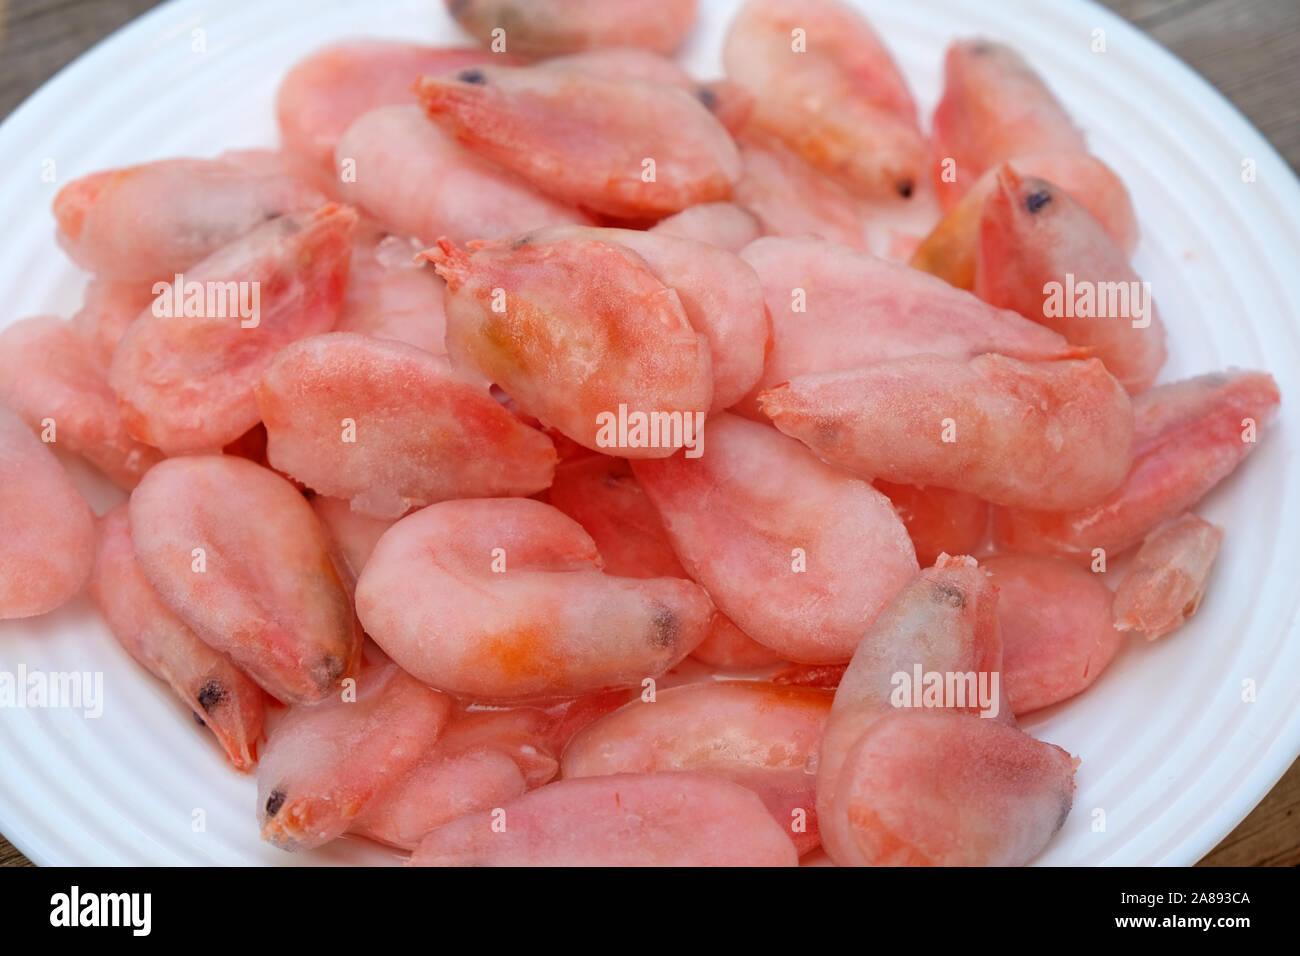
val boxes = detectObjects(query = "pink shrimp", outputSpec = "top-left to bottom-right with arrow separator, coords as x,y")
1113,512 -> 1224,640
546,455 -> 782,670
817,556 -> 1076,866
931,39 -> 1087,209
982,554 -> 1123,715
0,315 -> 162,488
309,496 -> 396,584
129,455 -> 360,705
0,404 -> 95,619
424,236 -> 712,456
975,166 -> 1166,392
255,332 -> 556,518
760,354 -> 1135,511
70,278 -> 159,365
875,480 -> 990,567
992,371 -> 1281,560
89,505 -> 265,771
443,0 -> 698,57
53,158 -> 325,280
108,204 -> 354,455
732,136 -> 867,248
517,225 -> 770,411
335,105 -> 590,245
355,498 -> 714,702
335,220 -> 448,355
735,236 -> 1076,416
415,66 -> 740,218
631,413 -> 918,663
562,681 -> 831,854
276,40 -> 508,172
258,659 -> 452,850
408,772 -> 798,866
911,152 -> 1139,290
649,202 -> 763,253
723,0 -> 925,199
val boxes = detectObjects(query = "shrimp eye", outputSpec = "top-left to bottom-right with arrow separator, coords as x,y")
197,678 -> 226,712
265,789 -> 286,818
896,178 -> 915,198
457,68 -> 488,85
649,604 -> 679,648
1025,189 -> 1052,214
695,86 -> 718,110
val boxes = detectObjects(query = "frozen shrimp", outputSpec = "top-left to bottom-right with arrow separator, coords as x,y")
335,105 -> 589,245
546,455 -> 782,669
875,481 -> 989,567
355,498 -> 714,701
425,236 -> 712,455
931,39 -> 1086,209
517,225 -> 770,410
53,158 -> 325,281
0,404 -> 96,619
1113,513 -> 1224,640
109,204 -> 355,455
736,237 -> 1075,416
562,681 -> 832,853
415,66 -> 740,218
723,0 -> 925,199
89,505 -> 265,771
632,413 -> 918,663
276,40 -> 507,172
258,659 -> 452,850
408,772 -> 798,866
733,137 -> 867,248
760,354 -> 1135,511
444,0 -> 698,57
336,221 -> 448,355
129,455 -> 359,704
992,371 -> 1280,560
982,554 -> 1123,715
649,202 -> 762,253
71,278 -> 159,365
0,315 -> 162,488
309,496 -> 396,583
255,332 -> 557,518
911,152 -> 1138,290
976,166 -> 1166,392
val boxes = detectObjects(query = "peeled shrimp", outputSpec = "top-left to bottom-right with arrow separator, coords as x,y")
335,105 -> 589,245
911,152 -> 1138,290
992,371 -> 1281,560
0,404 -> 96,619
408,772 -> 798,866
109,204 -> 355,455
53,158 -> 324,281
931,39 -> 1086,209
760,354 -> 1135,511
336,221 -> 448,355
631,413 -> 918,663
129,455 -> 359,704
975,166 -> 1166,392
415,66 -> 740,218
258,659 -> 452,850
255,332 -> 557,518
649,202 -> 762,253
89,506 -> 265,771
723,0 -> 925,199
355,498 -> 714,701
561,681 -> 832,854
444,0 -> 698,57
515,225 -> 770,411
982,554 -> 1123,715
875,480 -> 989,567
736,236 -> 1075,416
276,40 -> 506,172
0,315 -> 162,488
732,136 -> 867,248
425,236 -> 712,455
1113,512 -> 1224,640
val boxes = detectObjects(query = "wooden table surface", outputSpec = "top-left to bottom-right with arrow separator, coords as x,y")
0,0 -> 1297,868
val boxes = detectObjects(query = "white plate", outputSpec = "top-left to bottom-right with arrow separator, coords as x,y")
1,0 -> 1298,866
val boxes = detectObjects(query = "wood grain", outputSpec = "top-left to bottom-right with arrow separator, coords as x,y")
0,0 -> 1296,867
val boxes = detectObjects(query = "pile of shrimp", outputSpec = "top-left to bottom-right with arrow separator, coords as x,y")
0,0 -> 1282,866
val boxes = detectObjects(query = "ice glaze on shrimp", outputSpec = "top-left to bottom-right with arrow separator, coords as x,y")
1113,512 -> 1224,640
